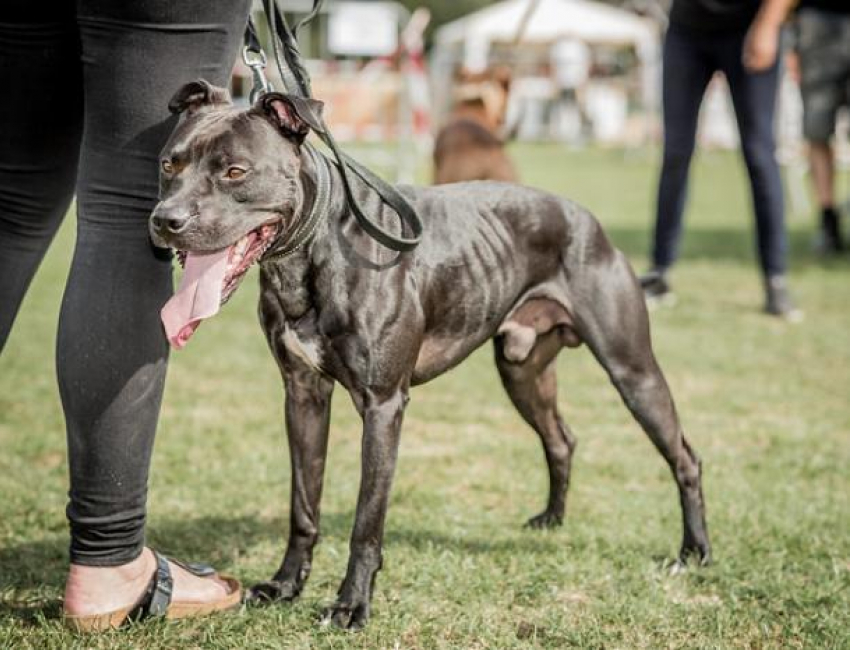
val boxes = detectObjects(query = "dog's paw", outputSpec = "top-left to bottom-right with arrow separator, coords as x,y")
678,540 -> 712,568
666,544 -> 712,575
667,558 -> 688,576
524,510 -> 564,530
320,598 -> 370,630
245,579 -> 301,605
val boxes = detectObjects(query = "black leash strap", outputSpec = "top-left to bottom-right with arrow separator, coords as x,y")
244,0 -> 423,252
262,0 -> 314,98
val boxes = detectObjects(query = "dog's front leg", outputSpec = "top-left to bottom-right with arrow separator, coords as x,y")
326,388 -> 407,630
248,365 -> 334,604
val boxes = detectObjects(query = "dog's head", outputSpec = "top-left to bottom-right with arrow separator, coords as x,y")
149,79 -> 324,303
451,65 -> 512,130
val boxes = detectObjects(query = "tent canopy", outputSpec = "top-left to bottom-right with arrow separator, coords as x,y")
434,0 -> 658,70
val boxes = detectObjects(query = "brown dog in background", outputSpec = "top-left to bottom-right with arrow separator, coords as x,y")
432,66 -> 518,184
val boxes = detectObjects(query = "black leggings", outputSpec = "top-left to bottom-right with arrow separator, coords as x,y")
652,23 -> 787,278
0,0 -> 250,566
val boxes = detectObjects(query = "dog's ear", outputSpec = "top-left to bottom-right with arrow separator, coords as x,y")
168,79 -> 231,115
258,92 -> 325,144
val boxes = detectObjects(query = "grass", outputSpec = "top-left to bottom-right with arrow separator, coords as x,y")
1,144 -> 849,649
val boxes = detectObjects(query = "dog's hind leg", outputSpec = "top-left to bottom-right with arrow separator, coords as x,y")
572,242 -> 711,565
247,365 -> 335,604
494,328 -> 577,529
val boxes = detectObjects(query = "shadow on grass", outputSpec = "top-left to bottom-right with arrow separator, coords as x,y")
0,598 -> 63,628
152,511 -> 563,560
384,523 -> 561,556
604,226 -> 850,271
0,511 -> 560,626
0,535 -> 67,626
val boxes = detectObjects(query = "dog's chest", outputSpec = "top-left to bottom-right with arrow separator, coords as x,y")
280,322 -> 324,373
259,266 -> 326,374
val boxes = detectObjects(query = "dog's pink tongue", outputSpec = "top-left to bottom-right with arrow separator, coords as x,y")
161,249 -> 230,350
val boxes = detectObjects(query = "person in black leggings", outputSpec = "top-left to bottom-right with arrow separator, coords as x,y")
1,0 -> 250,622
641,0 -> 801,319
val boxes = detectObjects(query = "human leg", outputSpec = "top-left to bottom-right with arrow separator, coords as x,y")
59,0 -> 250,616
650,26 -> 715,276
797,8 -> 850,252
808,141 -> 835,209
0,4 -> 82,351
722,32 -> 787,279
720,30 -> 801,318
809,142 -> 843,252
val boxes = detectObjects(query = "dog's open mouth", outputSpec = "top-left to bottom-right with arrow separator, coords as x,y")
161,222 -> 281,350
218,222 -> 281,304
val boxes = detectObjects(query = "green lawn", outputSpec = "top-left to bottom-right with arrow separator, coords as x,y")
1,145 -> 848,649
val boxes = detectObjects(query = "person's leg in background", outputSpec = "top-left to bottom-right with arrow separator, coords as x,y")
0,5 -> 82,351
797,8 -> 850,253
0,0 -> 250,617
808,141 -> 841,250
642,26 -> 715,304
720,29 -> 801,319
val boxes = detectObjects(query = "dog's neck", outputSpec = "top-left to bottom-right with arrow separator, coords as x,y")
259,144 -> 410,323
258,145 -> 347,321
262,145 -> 334,262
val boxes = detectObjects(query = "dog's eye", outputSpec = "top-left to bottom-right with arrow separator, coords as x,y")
225,167 -> 247,180
161,160 -> 174,174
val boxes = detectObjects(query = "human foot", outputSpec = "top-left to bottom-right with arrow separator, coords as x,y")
640,269 -> 676,309
63,547 -> 234,618
814,207 -> 844,254
764,275 -> 804,323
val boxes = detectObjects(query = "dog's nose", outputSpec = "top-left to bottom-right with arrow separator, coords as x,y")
151,211 -> 191,234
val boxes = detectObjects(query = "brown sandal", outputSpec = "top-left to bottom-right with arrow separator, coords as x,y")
64,550 -> 241,633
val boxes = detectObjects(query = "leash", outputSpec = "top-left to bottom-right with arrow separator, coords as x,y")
243,0 -> 423,253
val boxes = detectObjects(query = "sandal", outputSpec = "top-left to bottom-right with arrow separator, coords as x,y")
64,550 -> 242,633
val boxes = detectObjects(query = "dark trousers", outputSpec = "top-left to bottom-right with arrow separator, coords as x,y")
0,0 -> 250,566
652,23 -> 787,278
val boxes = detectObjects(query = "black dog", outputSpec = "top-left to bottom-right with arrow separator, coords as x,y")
149,80 -> 710,629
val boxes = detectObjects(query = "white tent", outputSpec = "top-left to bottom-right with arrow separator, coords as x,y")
433,0 -> 660,110
435,0 -> 658,69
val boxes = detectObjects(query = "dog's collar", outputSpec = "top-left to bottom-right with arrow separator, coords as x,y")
262,144 -> 332,262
